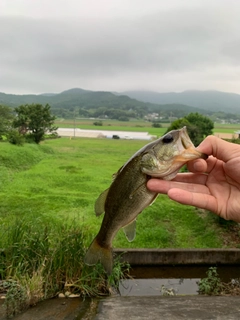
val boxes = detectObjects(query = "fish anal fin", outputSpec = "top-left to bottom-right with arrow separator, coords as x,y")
84,238 -> 113,275
94,188 -> 109,216
123,219 -> 137,242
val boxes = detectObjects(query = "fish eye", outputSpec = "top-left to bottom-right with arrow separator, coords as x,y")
162,134 -> 174,144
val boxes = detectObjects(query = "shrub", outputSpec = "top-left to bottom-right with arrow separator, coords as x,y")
152,122 -> 162,128
93,121 -> 103,126
7,130 -> 25,146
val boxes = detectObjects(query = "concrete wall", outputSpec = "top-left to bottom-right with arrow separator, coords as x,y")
114,248 -> 240,265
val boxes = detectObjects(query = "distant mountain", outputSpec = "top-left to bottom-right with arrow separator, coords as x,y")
0,88 -> 202,114
1,88 -> 239,119
122,90 -> 240,114
39,93 -> 57,97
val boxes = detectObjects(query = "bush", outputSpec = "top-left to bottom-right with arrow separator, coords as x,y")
152,122 -> 162,128
93,121 -> 103,126
118,116 -> 129,121
7,130 -> 25,146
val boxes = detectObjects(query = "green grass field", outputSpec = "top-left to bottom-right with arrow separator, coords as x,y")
55,118 -> 240,136
0,136 -> 238,250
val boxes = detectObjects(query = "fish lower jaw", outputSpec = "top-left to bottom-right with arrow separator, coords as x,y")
144,168 -> 179,181
161,170 -> 179,181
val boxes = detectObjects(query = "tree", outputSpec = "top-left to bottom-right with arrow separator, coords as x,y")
13,104 -> 57,144
166,113 -> 214,146
0,105 -> 14,139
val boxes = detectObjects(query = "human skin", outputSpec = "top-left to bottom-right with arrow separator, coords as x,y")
147,135 -> 240,222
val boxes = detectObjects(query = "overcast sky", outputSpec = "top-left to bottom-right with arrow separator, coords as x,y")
1,0 -> 240,94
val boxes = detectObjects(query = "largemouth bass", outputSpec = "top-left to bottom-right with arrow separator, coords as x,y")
84,127 -> 207,274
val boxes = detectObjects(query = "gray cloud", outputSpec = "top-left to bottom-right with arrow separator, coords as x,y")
1,1 -> 240,94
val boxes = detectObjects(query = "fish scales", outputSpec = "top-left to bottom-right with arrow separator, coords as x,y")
96,155 -> 156,246
84,127 -> 207,274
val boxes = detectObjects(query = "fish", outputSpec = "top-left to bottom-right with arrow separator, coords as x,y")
84,127 -> 207,275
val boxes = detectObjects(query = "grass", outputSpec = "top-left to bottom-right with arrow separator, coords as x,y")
55,118 -> 240,137
55,118 -> 168,136
0,137 -> 235,249
1,132 -> 240,315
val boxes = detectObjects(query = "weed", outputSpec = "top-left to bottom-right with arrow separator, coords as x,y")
3,279 -> 28,318
198,267 -> 223,295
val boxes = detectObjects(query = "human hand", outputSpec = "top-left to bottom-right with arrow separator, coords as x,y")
147,135 -> 240,222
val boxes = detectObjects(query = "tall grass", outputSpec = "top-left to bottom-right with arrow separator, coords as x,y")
0,214 -> 129,317
0,140 -> 130,316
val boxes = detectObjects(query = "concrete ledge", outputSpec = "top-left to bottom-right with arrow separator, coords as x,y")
95,296 -> 240,320
114,248 -> 240,265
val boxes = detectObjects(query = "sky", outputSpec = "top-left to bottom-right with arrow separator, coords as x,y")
1,0 -> 240,94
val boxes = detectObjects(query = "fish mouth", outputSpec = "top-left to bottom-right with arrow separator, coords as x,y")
159,127 -> 208,180
141,126 -> 208,180
175,127 -> 208,162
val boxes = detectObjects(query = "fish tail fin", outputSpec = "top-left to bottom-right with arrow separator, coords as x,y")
84,238 -> 113,275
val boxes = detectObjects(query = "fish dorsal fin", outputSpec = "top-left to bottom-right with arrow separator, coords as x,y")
94,188 -> 109,216
112,165 -> 123,181
112,172 -> 118,180
123,219 -> 137,242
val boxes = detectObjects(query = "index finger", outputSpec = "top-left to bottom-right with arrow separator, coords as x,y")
198,135 -> 240,163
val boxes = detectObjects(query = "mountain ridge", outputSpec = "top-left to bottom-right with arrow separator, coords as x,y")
0,88 -> 240,116
121,89 -> 240,114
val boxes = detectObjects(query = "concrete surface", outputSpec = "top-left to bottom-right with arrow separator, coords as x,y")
95,296 -> 240,320
1,295 -> 240,319
114,248 -> 240,266
0,298 -> 95,320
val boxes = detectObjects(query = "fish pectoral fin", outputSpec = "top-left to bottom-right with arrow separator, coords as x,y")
123,219 -> 137,242
129,181 -> 146,199
94,188 -> 109,216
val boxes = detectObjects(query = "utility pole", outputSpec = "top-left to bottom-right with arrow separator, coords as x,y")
73,109 -> 76,138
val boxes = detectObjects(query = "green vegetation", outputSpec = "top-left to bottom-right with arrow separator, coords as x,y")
198,267 -> 240,296
166,113 -> 214,145
12,104 -> 57,144
1,134 -> 240,314
198,267 -> 223,295
1,215 -> 129,317
0,138 -> 230,250
1,88 -> 240,122
0,105 -> 14,138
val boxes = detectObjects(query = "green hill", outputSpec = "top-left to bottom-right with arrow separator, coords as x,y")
0,88 -> 210,119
